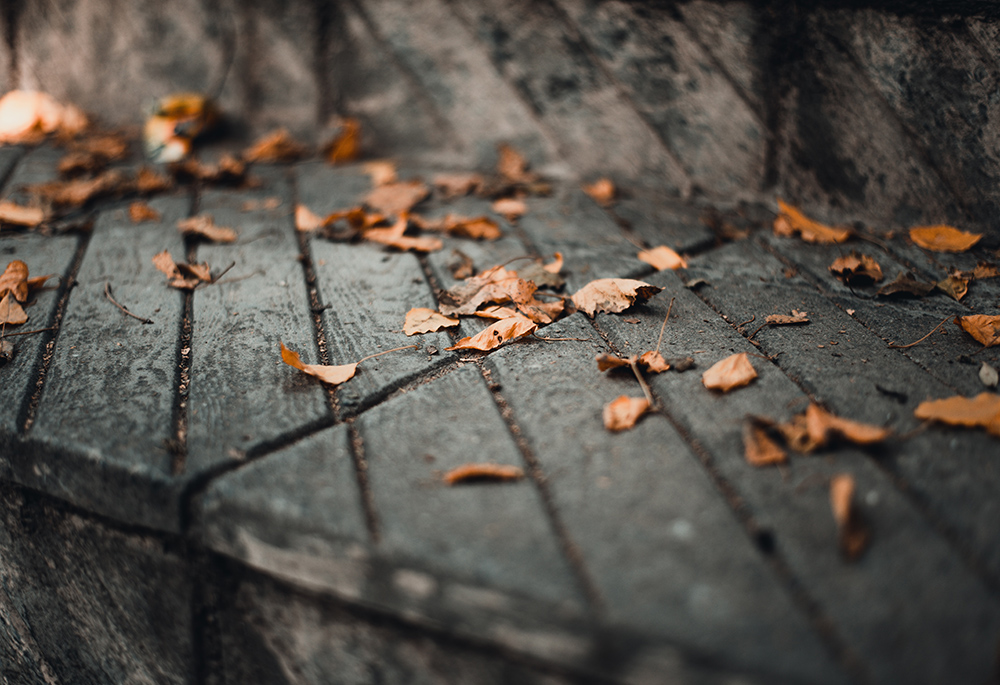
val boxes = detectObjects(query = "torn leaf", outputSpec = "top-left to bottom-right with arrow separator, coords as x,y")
571,279 -> 662,317
603,396 -> 650,432
638,246 -> 687,271
909,225 -> 982,253
403,308 -> 459,336
280,342 -> 357,386
773,200 -> 851,244
702,352 -> 757,392
445,315 -> 537,351
828,252 -> 883,285
955,315 -> 1000,347
177,215 -> 237,243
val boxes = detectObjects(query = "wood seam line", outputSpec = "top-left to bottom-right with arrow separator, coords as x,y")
347,422 -> 380,543
546,0 -> 695,193
19,230 -> 91,434
169,187 -> 199,478
478,361 -> 607,615
0,147 -> 25,194
586,314 -> 869,682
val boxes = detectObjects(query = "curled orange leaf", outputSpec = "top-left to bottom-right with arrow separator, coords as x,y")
955,314 -> 1000,347
638,246 -> 687,271
774,200 -> 851,244
909,225 -> 981,253
445,315 -> 537,352
443,463 -> 524,485
280,342 -> 358,386
603,396 -> 650,432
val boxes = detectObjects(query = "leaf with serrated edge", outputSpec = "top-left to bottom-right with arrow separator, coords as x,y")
571,278 -> 661,317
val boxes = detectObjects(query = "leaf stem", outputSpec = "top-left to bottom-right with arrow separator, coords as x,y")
655,297 -> 675,354
104,281 -> 154,324
887,315 -> 951,349
628,357 -> 655,408
0,326 -> 57,339
356,344 -> 419,364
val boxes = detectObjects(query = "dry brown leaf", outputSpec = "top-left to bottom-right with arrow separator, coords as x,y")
364,161 -> 397,187
0,201 -> 44,227
973,262 -> 1000,279
915,393 -> 1000,436
424,214 -> 502,240
439,266 -> 532,316
404,308 -> 459,336
0,90 -> 88,144
152,250 -> 212,290
475,305 -> 519,320
365,181 -> 430,216
241,197 -> 282,212
27,170 -> 130,207
571,278 -> 662,317
637,350 -> 670,373
169,155 -> 247,185
516,296 -> 565,324
280,342 -> 357,386
582,178 -> 615,206
877,272 -> 936,298
177,215 -> 237,243
909,225 -> 982,253
243,128 -> 307,163
0,293 -> 28,325
433,172 -> 483,199
702,352 -> 757,392
936,273 -> 969,301
638,246 -> 687,271
805,404 -> 891,446
295,204 -> 325,233
743,420 -> 787,466
828,252 -> 883,285
0,260 -> 31,302
492,197 -> 527,222
830,474 -> 869,561
955,315 -> 1000,347
326,118 -> 361,164
136,167 -> 174,195
446,315 -> 537,351
766,311 -> 810,325
544,252 -> 563,274
603,396 -> 650,432
443,463 -> 524,484
596,352 -> 631,371
497,143 -> 536,183
365,215 -> 442,253
144,93 -> 218,162
773,200 -> 852,244
129,201 -> 160,224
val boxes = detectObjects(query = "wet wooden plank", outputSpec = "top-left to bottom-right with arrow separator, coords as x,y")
187,171 -> 330,473
486,314 -> 848,685
594,270 -> 1000,684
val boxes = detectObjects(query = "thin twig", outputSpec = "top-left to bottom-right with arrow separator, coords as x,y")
748,322 -> 768,340
104,282 -> 154,324
210,261 -> 237,283
655,297 -> 675,354
888,315 -> 951,349
736,314 -> 755,330
357,344 -> 419,364
533,334 -> 590,342
628,357 -> 655,408
0,326 -> 57,339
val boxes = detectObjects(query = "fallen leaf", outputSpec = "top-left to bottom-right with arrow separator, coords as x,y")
136,166 -> 174,195
446,315 -> 537,351
448,249 -> 475,279
877,272 -> 936,298
936,273 -> 969,301
829,252 -> 883,285
0,293 -> 28,325
433,172 -> 483,199
475,305 -> 519,320
830,474 -> 869,561
0,260 -> 30,301
365,215 -> 442,252
497,143 -> 536,183
638,246 -> 687,271
295,204 -> 325,233
543,252 -> 563,274
58,132 -> 130,176
773,200 -> 851,244
637,350 -> 670,373
596,352 -> 631,371
364,160 -> 397,187
0,201 -> 44,227
582,178 -> 615,206
443,463 -> 524,485
766,311 -> 809,325
516,296 -> 565,324
571,278 -> 662,317
177,215 -> 237,243
492,197 -> 527,222
915,392 -> 1000,436
0,90 -> 88,144
418,214 -> 502,240
955,315 -> 1000,347
144,93 -> 218,162
242,128 -> 307,163
439,265 -> 532,316
241,197 -> 281,212
169,154 -> 247,185
805,404 -> 891,446
280,342 -> 357,386
973,262 -> 1000,280
129,201 -> 161,224
702,352 -> 757,392
365,181 -> 430,215
603,396 -> 650,432
152,250 -> 213,289
326,118 -> 361,164
980,362 -> 999,389
510,259 -> 564,290
404,307 -> 459,335
743,420 -> 787,466
27,170 -> 130,207
909,225 -> 982,253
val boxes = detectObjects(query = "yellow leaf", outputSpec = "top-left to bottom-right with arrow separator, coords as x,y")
403,308 -> 459,336
909,225 -> 981,253
702,352 -> 757,392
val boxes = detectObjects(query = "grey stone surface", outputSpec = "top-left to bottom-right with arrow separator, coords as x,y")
486,314 -> 848,685
188,172 -> 331,472
685,239 -> 1000,585
0,483 -> 193,684
25,196 -> 190,531
0,148 -> 21,186
608,189 -> 714,255
594,270 -> 1000,684
560,0 -> 766,198
0,584 -> 53,685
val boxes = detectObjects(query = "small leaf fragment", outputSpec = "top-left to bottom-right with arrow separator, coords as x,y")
743,420 -> 787,466
955,315 -> 1000,347
596,353 -> 630,372
828,252 -> 883,285
702,352 -> 757,392
0,201 -> 45,227
914,393 -> 1000,436
295,204 -> 325,232
603,396 -> 650,432
766,311 -> 809,325
805,404 -> 891,446
446,315 -> 537,351
280,342 -> 358,386
773,200 -> 851,244
0,292 -> 28,325
582,178 -> 615,207
403,308 -> 459,336
129,201 -> 161,224
365,181 -> 430,216
571,278 -> 662,317
909,225 -> 982,253
638,246 -> 687,271
326,118 -> 361,164
979,362 -> 999,389
830,474 -> 869,561
433,172 -> 483,199
491,197 -> 527,222
443,463 -> 524,485
877,272 -> 936,298
242,128 -> 307,163
177,215 -> 237,243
